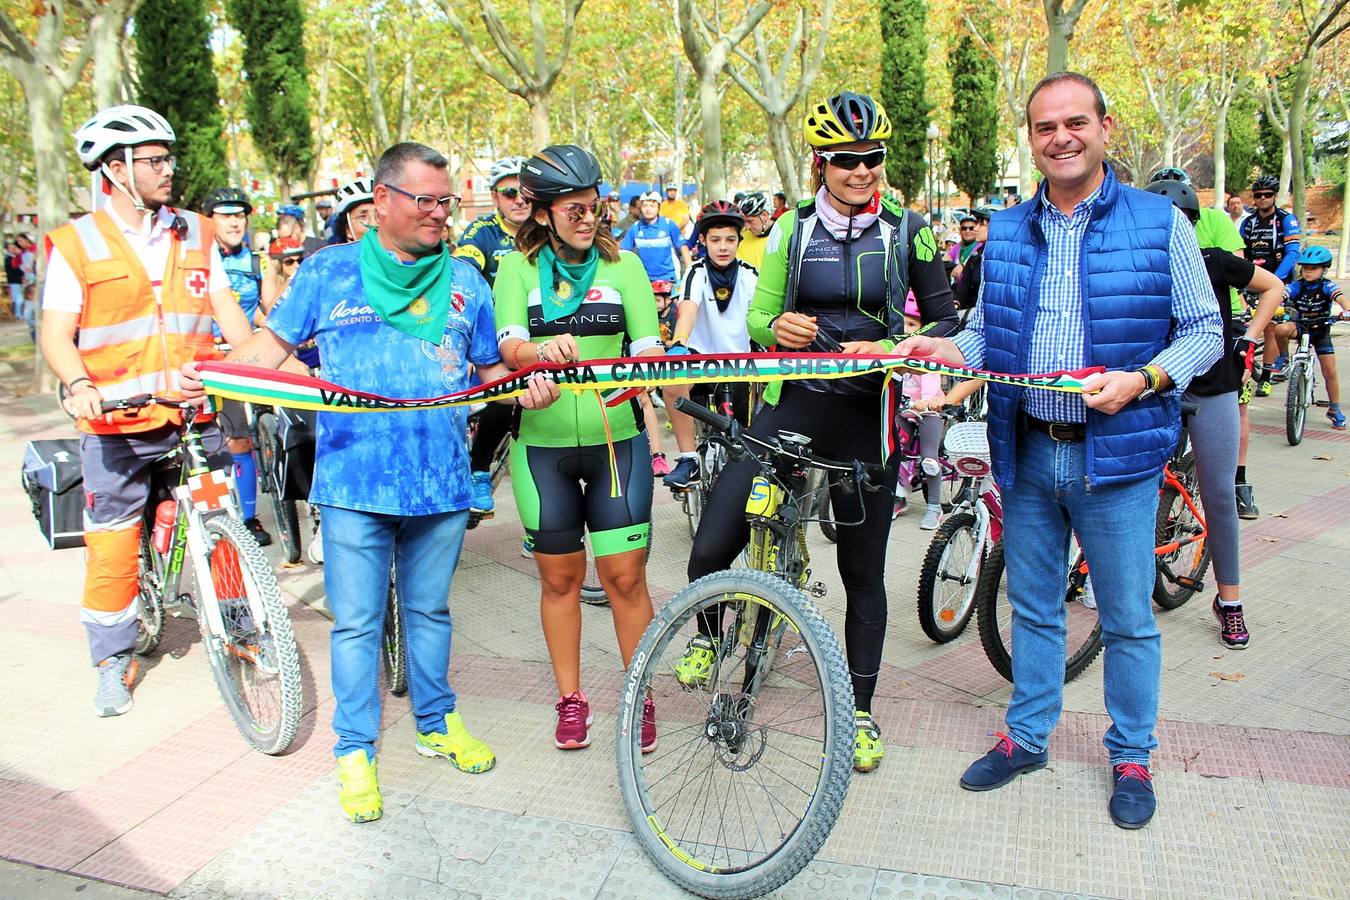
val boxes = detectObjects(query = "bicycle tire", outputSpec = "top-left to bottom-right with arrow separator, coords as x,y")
806,471 -> 837,544
384,561 -> 408,696
1284,363 -> 1307,446
1153,452 -> 1212,611
254,412 -> 302,564
580,524 -> 654,606
974,541 -> 1102,684
199,514 -> 304,754
616,568 -> 853,899
915,512 -> 979,643
135,527 -> 165,656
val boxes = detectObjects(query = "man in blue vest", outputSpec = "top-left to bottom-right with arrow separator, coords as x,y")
900,72 -> 1222,830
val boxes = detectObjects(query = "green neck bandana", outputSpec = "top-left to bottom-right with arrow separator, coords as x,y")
357,228 -> 453,343
538,242 -> 599,322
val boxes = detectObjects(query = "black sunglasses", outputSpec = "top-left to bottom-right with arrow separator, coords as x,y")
497,187 -> 521,199
817,148 -> 887,170
1252,191 -> 1275,199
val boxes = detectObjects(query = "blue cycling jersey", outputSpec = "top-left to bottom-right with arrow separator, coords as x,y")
620,217 -> 684,282
1239,208 -> 1300,283
453,212 -> 517,286
1285,277 -> 1344,320
215,242 -> 262,338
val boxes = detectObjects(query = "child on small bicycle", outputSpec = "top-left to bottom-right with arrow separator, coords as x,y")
899,295 -> 946,529
1279,247 -> 1348,430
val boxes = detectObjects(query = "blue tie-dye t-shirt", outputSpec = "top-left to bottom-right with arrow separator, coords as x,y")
266,241 -> 500,516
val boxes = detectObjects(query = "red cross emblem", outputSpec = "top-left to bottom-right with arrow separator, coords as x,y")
185,269 -> 209,298
188,470 -> 232,511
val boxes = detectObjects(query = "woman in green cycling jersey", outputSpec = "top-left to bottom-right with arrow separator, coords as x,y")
682,93 -> 960,774
495,144 -> 664,753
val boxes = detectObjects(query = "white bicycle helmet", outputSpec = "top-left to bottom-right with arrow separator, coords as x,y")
489,156 -> 526,189
737,191 -> 770,216
333,177 -> 374,218
75,105 -> 175,171
638,191 -> 662,203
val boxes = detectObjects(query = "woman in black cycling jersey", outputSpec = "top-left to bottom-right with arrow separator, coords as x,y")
494,145 -> 665,755
681,92 -> 959,773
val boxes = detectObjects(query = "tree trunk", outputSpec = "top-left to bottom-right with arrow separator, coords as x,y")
1279,137 -> 1293,206
1340,97 -> 1350,279
697,72 -> 725,201
766,113 -> 800,201
1212,99 -> 1229,210
26,77 -> 70,391
1045,22 -> 1068,74
1288,51 -> 1313,228
1016,127 -> 1033,198
89,12 -> 126,107
529,93 -> 551,147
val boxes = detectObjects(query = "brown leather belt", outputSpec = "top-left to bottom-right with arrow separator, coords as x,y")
1021,414 -> 1086,442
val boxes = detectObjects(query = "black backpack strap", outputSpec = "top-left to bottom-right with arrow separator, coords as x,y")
782,201 -> 815,314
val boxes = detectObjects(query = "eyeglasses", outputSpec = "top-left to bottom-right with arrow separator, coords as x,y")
281,257 -> 302,267
816,148 -> 886,170
348,209 -> 377,226
383,182 -> 460,213
132,154 -> 176,173
1252,191 -> 1275,199
496,187 -> 521,199
959,225 -> 975,232
552,200 -> 602,224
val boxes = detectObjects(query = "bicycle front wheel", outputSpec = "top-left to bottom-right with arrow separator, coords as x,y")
255,412 -> 302,564
1285,363 -> 1307,445
199,515 -> 304,754
1153,453 -> 1211,610
616,569 -> 853,899
135,527 -> 165,656
974,542 -> 1102,683
384,561 -> 407,696
916,512 -> 980,642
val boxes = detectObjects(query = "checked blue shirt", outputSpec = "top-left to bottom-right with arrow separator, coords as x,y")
954,188 -> 1220,423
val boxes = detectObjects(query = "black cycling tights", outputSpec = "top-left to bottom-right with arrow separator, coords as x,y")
687,384 -> 898,712
470,402 -> 514,472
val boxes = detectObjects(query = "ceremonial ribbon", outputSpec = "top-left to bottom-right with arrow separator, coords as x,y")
199,352 -> 1105,413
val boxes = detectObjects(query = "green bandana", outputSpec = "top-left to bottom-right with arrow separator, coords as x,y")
538,243 -> 599,322
357,228 -> 453,343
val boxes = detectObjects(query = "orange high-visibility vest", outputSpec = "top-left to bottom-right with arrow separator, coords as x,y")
46,210 -> 222,435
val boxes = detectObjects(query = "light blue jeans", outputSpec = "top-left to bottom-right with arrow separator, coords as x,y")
1002,429 -> 1163,765
320,504 -> 469,759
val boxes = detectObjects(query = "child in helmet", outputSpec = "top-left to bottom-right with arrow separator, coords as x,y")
1277,247 -> 1348,429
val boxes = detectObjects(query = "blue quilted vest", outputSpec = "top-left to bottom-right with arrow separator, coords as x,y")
982,165 -> 1180,489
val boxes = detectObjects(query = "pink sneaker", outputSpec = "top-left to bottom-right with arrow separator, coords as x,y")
641,696 -> 657,753
555,691 -> 593,749
651,453 -> 671,478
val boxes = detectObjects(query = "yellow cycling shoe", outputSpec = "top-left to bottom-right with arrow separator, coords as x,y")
337,749 -> 383,823
415,711 -> 497,773
673,635 -> 717,687
853,711 -> 885,773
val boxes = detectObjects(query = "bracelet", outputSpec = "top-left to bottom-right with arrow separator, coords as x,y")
673,332 -> 691,344
67,376 -> 94,391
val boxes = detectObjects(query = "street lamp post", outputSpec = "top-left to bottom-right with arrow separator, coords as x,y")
926,123 -> 940,225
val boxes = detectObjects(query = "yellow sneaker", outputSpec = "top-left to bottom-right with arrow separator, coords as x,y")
336,749 -> 382,823
415,711 -> 496,773
853,711 -> 885,773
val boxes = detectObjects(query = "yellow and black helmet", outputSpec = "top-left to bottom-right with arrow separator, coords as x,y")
803,92 -> 893,147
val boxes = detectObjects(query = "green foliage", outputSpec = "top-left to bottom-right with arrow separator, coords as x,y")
134,0 -> 230,208
879,0 -> 930,201
1224,91 -> 1259,195
226,0 -> 314,189
946,29 -> 998,203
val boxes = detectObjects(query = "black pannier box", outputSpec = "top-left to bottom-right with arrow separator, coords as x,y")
20,438 -> 86,550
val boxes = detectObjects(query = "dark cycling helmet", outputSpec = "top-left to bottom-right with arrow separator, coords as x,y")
1297,246 -> 1332,267
202,187 -> 252,216
519,145 -> 602,202
1251,174 -> 1279,193
1150,166 -> 1190,184
277,204 -> 305,220
694,200 -> 745,236
737,191 -> 769,216
803,91 -> 893,147
970,205 -> 1001,222
1144,179 -> 1200,217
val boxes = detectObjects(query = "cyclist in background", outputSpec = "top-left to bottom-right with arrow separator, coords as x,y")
1240,174 -> 1301,396
735,191 -> 773,269
621,191 -> 690,285
494,144 -> 663,755
455,156 -> 532,518
202,186 -> 274,546
330,177 -> 375,245
1145,179 -> 1284,651
660,184 -> 691,231
952,206 -> 996,312
683,92 -> 959,775
269,204 -> 307,258
662,201 -> 758,489
1280,246 -> 1347,429
39,105 -> 255,717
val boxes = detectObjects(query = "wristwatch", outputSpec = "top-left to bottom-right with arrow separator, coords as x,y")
1136,365 -> 1160,401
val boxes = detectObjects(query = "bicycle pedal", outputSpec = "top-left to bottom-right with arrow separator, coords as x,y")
808,581 -> 827,599
1175,575 -> 1204,591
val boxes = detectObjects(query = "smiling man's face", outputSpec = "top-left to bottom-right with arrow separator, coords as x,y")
1028,80 -> 1112,197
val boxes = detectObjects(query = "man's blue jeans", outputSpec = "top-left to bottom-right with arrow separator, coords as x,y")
1002,429 -> 1162,765
320,504 -> 470,759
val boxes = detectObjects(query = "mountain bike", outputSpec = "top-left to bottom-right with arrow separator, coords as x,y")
669,383 -> 740,540
111,395 -> 303,754
253,405 -> 315,565
1283,316 -> 1341,445
617,397 -> 886,898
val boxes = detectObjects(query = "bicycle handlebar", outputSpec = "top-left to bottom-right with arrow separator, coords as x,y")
99,394 -> 193,414
675,396 -> 735,433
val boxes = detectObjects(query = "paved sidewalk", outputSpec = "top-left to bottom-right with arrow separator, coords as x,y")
1,328 -> 1347,898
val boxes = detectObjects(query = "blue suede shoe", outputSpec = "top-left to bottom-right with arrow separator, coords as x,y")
959,733 -> 1048,791
1109,763 -> 1156,829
